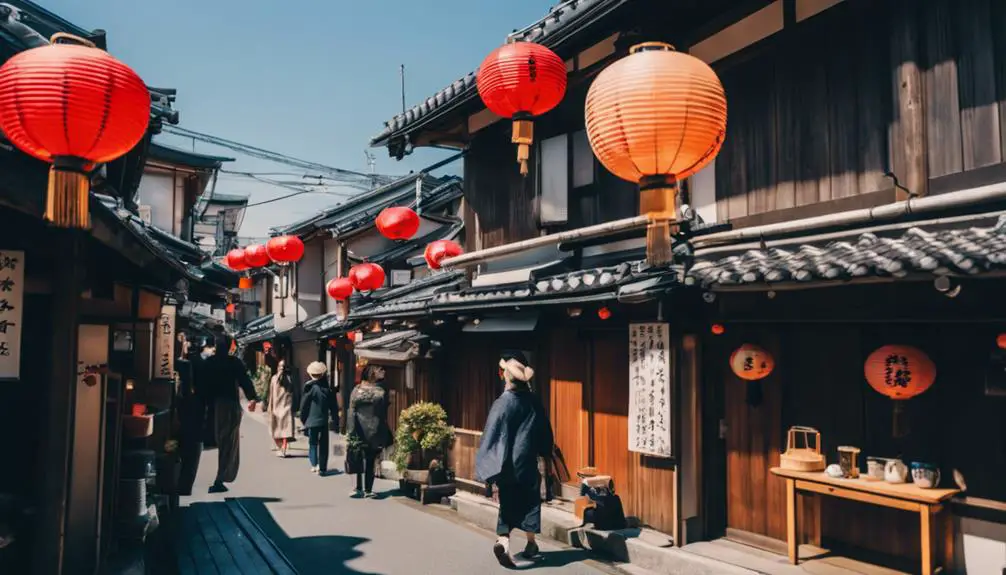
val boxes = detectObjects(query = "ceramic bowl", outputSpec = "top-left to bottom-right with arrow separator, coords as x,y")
910,462 -> 940,489
865,457 -> 887,480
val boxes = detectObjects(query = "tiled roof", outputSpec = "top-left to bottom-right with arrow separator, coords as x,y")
148,141 -> 234,169
369,0 -> 630,151
685,219 -> 1006,288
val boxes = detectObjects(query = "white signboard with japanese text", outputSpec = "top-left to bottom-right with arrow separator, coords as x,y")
628,323 -> 673,458
0,250 -> 24,380
154,305 -> 176,380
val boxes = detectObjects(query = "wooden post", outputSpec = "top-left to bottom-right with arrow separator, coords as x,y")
786,478 -> 798,564
920,505 -> 935,575
890,0 -> 928,199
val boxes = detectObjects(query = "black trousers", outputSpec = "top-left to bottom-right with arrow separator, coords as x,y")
177,396 -> 204,495
355,448 -> 380,492
307,426 -> 330,472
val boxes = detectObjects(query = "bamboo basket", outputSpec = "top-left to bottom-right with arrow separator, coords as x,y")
780,426 -> 825,471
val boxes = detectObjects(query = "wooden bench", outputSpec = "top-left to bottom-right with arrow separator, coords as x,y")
770,467 -> 959,575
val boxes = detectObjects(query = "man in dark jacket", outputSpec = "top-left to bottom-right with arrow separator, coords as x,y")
475,350 -> 554,568
175,334 -> 204,496
299,361 -> 339,475
201,333 -> 260,494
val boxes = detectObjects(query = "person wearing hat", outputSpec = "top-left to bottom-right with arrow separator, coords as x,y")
475,350 -> 554,567
299,361 -> 339,474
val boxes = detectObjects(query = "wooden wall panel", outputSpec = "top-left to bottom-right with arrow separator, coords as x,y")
923,0 -> 963,179
450,428 -> 481,483
956,0 -> 1002,171
548,329 -> 589,485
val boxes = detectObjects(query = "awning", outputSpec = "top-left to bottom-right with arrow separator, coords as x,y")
462,313 -> 539,333
354,330 -> 422,364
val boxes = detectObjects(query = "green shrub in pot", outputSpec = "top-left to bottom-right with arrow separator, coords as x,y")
393,402 -> 455,473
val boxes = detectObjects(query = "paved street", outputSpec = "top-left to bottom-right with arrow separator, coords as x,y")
182,407 -> 619,575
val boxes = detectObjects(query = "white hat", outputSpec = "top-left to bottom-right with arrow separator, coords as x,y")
306,361 -> 328,377
499,357 -> 534,383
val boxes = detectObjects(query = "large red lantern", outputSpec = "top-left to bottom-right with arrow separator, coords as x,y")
424,239 -> 464,270
266,235 -> 305,265
0,34 -> 150,229
326,277 -> 354,301
243,244 -> 270,268
376,206 -> 420,240
477,41 -> 566,176
225,248 -> 249,272
349,263 -> 385,292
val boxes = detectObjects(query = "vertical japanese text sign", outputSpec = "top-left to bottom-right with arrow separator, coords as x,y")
154,304 -> 176,379
0,250 -> 23,379
628,323 -> 672,457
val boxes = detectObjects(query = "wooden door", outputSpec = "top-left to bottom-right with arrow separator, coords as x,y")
548,329 -> 589,484
591,333 -> 630,499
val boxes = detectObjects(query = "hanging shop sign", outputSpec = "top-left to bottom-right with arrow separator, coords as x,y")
628,323 -> 672,458
0,250 -> 24,380
153,304 -> 176,380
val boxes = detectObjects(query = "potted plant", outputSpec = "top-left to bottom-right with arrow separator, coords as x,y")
393,402 -> 455,485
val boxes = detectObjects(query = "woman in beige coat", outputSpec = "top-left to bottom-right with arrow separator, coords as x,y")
266,360 -> 296,457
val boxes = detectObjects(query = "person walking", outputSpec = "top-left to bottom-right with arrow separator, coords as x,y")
299,362 -> 338,475
475,351 -> 554,568
347,364 -> 392,498
200,333 -> 260,494
267,360 -> 296,457
175,335 -> 205,496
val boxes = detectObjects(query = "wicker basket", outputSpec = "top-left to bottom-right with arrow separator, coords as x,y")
780,426 -> 825,471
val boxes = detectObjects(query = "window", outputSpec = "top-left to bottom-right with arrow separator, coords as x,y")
689,160 -> 717,224
538,130 -> 596,228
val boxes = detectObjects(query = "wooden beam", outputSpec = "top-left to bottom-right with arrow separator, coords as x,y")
890,0 -> 929,198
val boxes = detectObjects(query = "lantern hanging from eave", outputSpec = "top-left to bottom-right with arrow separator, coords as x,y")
476,41 -> 567,176
424,239 -> 464,270
0,34 -> 150,229
243,244 -> 270,268
237,277 -> 253,289
376,206 -> 420,241
349,262 -> 385,292
326,277 -> 354,301
225,248 -> 249,272
729,344 -> 774,381
864,344 -> 936,437
266,235 -> 305,265
585,42 -> 727,265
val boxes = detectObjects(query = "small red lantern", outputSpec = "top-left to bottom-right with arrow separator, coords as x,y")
349,263 -> 386,292
266,235 -> 305,265
237,277 -> 253,289
0,35 -> 150,228
225,248 -> 249,271
376,206 -> 420,240
997,333 -> 1006,350
476,41 -> 567,175
424,239 -> 464,270
326,277 -> 354,301
225,303 -> 236,314
711,324 -> 725,336
262,341 -> 272,353
597,307 -> 612,320
243,244 -> 270,268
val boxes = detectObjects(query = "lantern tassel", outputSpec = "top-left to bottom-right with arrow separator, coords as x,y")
512,118 -> 534,177
892,400 -> 910,438
45,157 -> 91,229
640,176 -> 679,266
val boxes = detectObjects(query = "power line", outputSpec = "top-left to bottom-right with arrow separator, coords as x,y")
244,189 -> 349,208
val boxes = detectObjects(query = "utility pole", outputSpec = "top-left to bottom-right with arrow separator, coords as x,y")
400,64 -> 406,115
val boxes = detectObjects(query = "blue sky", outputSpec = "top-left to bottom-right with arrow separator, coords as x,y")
40,0 -> 553,238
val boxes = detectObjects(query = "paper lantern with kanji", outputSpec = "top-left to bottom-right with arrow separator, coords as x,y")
243,244 -> 270,268
349,262 -> 385,292
729,344 -> 774,381
864,345 -> 936,400
0,34 -> 150,229
225,248 -> 249,272
376,206 -> 420,240
326,277 -> 354,301
477,41 -> 567,175
266,235 -> 304,265
585,42 -> 727,265
424,239 -> 464,270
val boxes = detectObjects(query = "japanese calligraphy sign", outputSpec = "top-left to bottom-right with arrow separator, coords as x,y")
0,250 -> 24,379
628,323 -> 672,458
153,304 -> 176,380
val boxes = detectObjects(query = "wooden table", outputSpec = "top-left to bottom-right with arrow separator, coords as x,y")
770,467 -> 959,575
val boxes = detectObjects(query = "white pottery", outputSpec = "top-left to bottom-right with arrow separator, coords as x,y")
825,464 -> 844,478
866,457 -> 886,480
884,459 -> 908,483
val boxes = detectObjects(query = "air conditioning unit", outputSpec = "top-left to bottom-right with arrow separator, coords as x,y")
137,205 -> 152,226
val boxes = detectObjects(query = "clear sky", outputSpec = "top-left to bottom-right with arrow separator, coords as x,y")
39,0 -> 554,238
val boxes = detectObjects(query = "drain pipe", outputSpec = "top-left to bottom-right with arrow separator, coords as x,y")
693,181 -> 1006,248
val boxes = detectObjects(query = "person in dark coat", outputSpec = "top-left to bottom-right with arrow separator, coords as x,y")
347,364 -> 393,498
299,362 -> 339,475
175,335 -> 205,496
475,350 -> 554,568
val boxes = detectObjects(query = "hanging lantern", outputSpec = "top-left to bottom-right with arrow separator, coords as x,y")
424,239 -> 464,270
0,34 -> 150,229
265,235 -> 305,265
349,262 -> 386,292
997,333 -> 1006,350
597,307 -> 612,320
237,277 -> 253,289
711,324 -> 725,336
225,303 -> 236,314
243,244 -> 270,268
476,41 -> 567,176
376,206 -> 420,240
729,344 -> 774,381
585,42 -> 727,265
326,277 -> 354,301
225,248 -> 249,272
864,345 -> 937,437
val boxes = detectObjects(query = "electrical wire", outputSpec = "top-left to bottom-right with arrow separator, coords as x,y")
244,189 -> 350,208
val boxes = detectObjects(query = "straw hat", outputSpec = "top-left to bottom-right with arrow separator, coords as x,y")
499,350 -> 534,383
306,361 -> 328,377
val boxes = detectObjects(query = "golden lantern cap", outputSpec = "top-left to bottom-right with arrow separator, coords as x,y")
630,42 -> 676,54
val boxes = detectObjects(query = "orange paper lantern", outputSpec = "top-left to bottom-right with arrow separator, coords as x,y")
864,345 -> 936,400
997,333 -> 1006,350
237,276 -> 253,289
729,344 -> 774,381
585,42 -> 727,265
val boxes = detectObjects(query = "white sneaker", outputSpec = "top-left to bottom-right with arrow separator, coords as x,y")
310,466 -> 319,473
493,537 -> 515,568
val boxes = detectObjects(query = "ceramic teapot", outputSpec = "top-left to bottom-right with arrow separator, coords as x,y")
884,459 -> 908,483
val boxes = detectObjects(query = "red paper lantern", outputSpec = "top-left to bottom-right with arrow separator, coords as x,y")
864,345 -> 936,400
376,206 -> 420,240
326,277 -> 354,301
729,344 -> 774,381
243,244 -> 270,268
266,235 -> 305,265
424,239 -> 464,270
225,303 -> 236,314
349,263 -> 385,292
997,333 -> 1006,350
597,307 -> 612,320
477,41 -> 567,175
711,324 -> 725,336
225,248 -> 249,272
0,35 -> 150,228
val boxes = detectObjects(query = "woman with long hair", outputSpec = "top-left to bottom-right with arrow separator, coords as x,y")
266,360 -> 296,457
347,364 -> 393,498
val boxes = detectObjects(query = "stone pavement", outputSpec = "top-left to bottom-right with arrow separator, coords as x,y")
181,405 -> 622,575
